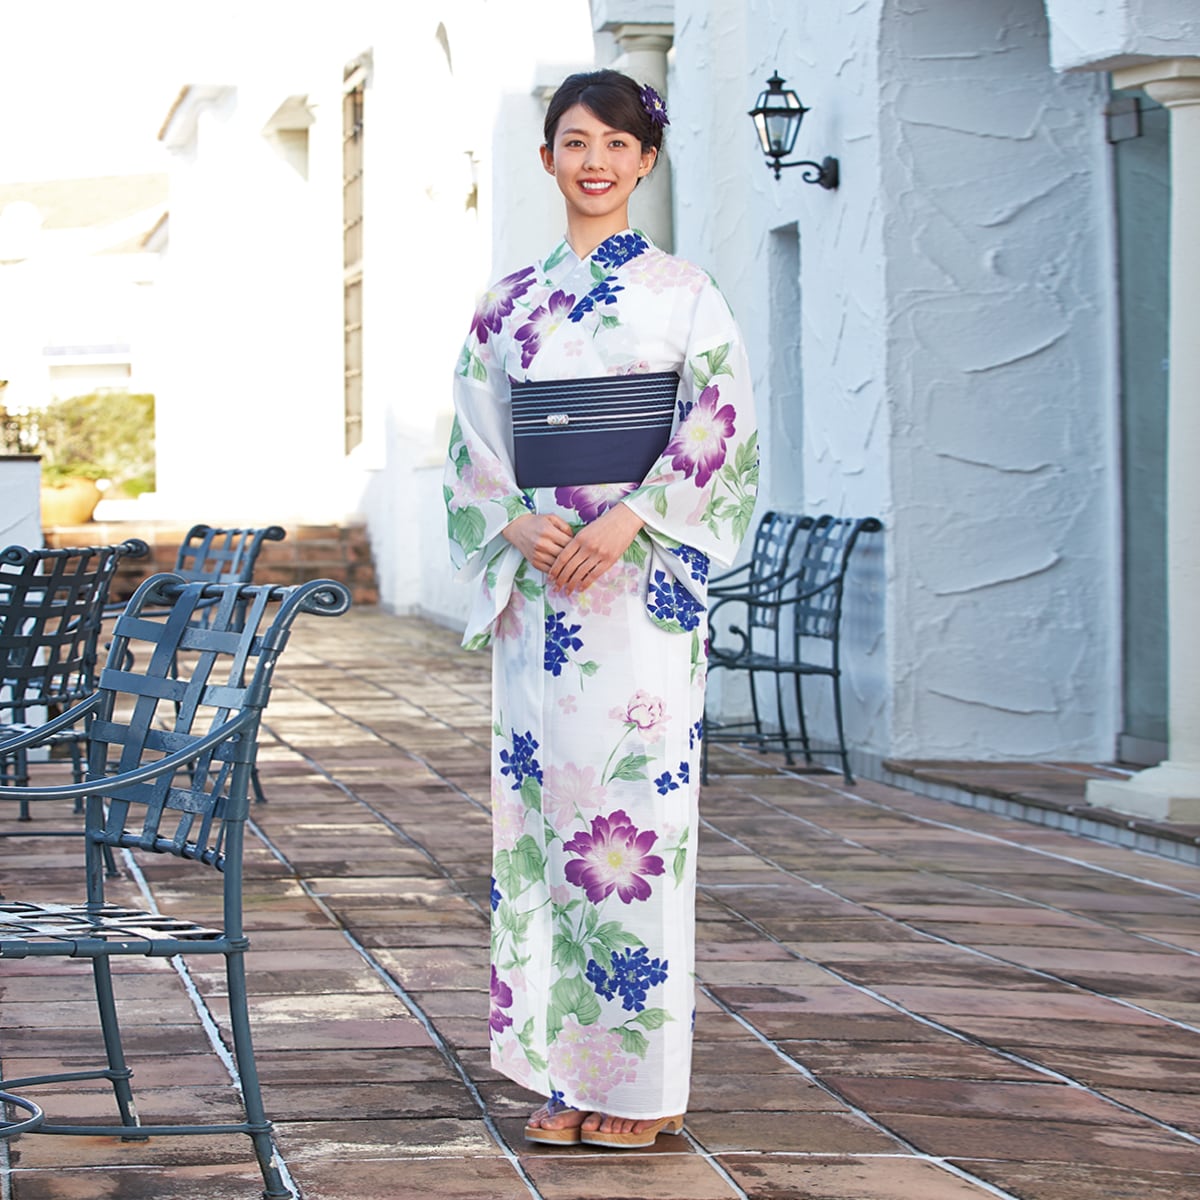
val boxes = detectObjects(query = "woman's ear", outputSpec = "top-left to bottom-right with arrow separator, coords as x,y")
540,144 -> 556,175
638,145 -> 658,178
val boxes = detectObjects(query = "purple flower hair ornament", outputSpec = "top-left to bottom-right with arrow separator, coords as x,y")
640,84 -> 670,128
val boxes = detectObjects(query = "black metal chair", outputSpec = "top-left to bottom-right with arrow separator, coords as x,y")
704,514 -> 882,784
708,510 -> 812,599
1,540 -> 150,818
0,573 -> 352,1199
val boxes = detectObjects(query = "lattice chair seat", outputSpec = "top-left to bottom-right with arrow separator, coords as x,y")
704,515 -> 882,785
0,572 -> 351,1199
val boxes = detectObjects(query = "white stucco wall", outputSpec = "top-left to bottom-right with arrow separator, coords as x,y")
1046,0 -> 1200,71
880,0 -> 1117,759
667,0 -> 1120,765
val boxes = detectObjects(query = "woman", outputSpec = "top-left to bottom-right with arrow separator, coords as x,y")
445,69 -> 756,1149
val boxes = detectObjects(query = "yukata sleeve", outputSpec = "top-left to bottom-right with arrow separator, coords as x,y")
444,332 -> 532,649
622,279 -> 759,625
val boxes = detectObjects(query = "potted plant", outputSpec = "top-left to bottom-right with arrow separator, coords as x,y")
37,391 -> 155,525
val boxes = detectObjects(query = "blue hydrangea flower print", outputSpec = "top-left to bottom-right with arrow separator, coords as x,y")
647,570 -> 704,631
490,877 -> 502,911
669,544 -> 710,584
677,396 -> 694,423
678,760 -> 690,785
569,278 -> 623,322
499,730 -> 543,789
588,948 -> 669,1013
654,770 -> 679,795
544,610 -> 583,675
689,719 -> 704,749
593,232 -> 649,271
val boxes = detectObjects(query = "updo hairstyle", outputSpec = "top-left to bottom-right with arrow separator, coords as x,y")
543,69 -> 665,157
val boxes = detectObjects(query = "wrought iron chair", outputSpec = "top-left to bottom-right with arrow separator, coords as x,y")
0,573 -> 352,1200
704,514 -> 882,784
708,510 -> 812,599
1,540 -> 150,820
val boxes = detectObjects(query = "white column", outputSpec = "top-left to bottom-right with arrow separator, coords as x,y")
608,23 -> 674,252
1089,58 -> 1200,821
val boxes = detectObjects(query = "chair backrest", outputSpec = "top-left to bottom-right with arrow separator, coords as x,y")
84,575 -> 351,908
0,540 -> 149,718
173,524 -> 286,585
745,512 -> 813,633
791,515 -> 883,643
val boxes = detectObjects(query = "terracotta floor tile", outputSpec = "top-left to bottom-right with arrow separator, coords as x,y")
720,1154 -> 999,1199
684,1110 -> 902,1154
291,1157 -> 531,1200
521,1150 -> 741,1200
954,1159 -> 1200,1200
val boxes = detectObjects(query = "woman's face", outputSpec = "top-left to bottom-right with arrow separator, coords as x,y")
540,104 -> 656,226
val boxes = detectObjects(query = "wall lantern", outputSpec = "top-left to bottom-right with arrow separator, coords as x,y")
749,72 -> 839,189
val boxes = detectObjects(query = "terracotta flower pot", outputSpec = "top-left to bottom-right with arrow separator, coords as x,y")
40,477 -> 102,526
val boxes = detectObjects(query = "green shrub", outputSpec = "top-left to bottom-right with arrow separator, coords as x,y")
36,391 -> 155,493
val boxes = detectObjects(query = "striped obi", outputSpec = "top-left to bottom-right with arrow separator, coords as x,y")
510,371 -> 679,489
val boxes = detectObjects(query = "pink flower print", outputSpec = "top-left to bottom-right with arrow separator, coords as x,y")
665,383 -> 736,488
494,1035 -> 535,1088
471,266 -> 536,344
548,1018 -> 639,1107
564,810 -> 665,905
610,690 -> 670,742
564,338 -> 584,357
625,251 -> 708,295
554,482 -> 638,523
544,762 -> 607,827
550,883 -> 573,907
461,460 -> 511,503
514,289 -> 576,369
557,694 -> 578,716
490,966 -> 514,1034
492,775 -> 526,850
607,360 -> 652,376
565,562 -> 639,619
494,585 -> 527,642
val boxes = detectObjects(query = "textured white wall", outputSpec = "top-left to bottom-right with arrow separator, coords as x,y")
669,0 -> 1120,764
1046,0 -> 1200,71
0,458 -> 42,549
881,0 -> 1117,758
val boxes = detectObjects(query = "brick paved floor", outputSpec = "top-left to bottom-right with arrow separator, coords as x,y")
3,608 -> 1200,1199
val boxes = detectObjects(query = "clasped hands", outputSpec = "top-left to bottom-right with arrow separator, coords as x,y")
502,503 -> 645,595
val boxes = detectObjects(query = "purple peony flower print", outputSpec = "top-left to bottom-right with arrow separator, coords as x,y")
514,289 -> 576,369
470,266 -> 536,344
564,810 -> 665,904
665,384 -> 737,487
554,482 -> 637,523
489,965 -> 514,1034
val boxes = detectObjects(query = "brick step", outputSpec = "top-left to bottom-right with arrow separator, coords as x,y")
42,521 -> 379,607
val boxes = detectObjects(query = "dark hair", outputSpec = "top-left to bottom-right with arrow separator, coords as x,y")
543,69 -> 665,156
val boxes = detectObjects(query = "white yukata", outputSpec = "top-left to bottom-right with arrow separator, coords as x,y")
445,229 -> 757,1119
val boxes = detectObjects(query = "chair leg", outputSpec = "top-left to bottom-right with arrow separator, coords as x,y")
748,671 -> 766,752
91,958 -> 142,1135
773,671 -> 794,764
830,671 -> 854,785
793,675 -> 814,764
225,951 -> 292,1199
251,764 -> 268,805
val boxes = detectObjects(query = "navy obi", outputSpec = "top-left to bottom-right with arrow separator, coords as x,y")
511,371 -> 679,488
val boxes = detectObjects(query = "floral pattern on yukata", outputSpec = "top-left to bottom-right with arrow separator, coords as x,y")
445,230 -> 756,1118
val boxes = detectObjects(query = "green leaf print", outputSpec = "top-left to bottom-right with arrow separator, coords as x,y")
449,504 -> 487,557
512,834 -> 546,883
631,1007 -> 673,1030
493,849 -> 519,899
502,494 -> 532,521
589,920 -> 644,960
673,832 -> 689,887
471,353 -> 489,383
732,494 -> 757,545
653,488 -> 669,518
600,313 -> 621,329
544,241 -> 570,272
454,442 -> 471,477
518,1019 -> 549,1072
579,660 -> 600,678
590,260 -> 608,282
547,975 -> 602,1040
519,777 -> 543,813
622,533 -> 650,567
620,1027 -> 649,1057
610,753 -> 653,783
553,933 -> 587,973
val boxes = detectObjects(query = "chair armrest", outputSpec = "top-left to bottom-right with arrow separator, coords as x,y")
0,693 -> 103,754
0,708 -> 257,803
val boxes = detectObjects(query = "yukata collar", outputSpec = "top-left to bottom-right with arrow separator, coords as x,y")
556,227 -> 655,268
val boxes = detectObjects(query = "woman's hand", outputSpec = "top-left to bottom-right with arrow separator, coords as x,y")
549,502 -> 646,594
502,512 -> 574,573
